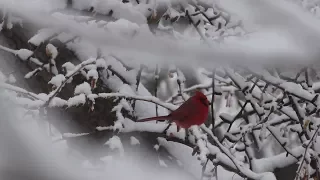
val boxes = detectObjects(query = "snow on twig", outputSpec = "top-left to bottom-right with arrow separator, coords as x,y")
0,82 -> 40,100
98,92 -> 177,111
44,58 -> 96,107
200,125 -> 276,180
295,125 -> 320,179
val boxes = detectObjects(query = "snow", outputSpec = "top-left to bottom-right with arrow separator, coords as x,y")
253,146 -> 304,173
0,82 -> 40,99
3,0 -> 319,68
219,113 -> 234,123
96,58 -> 106,69
48,74 -> 66,87
28,28 -> 59,46
2,1 -> 318,179
100,155 -> 113,164
15,49 -> 33,61
259,173 -> 277,180
98,92 -> 177,111
280,106 -> 299,122
159,159 -> 168,167
157,137 -> 243,180
24,68 -> 39,79
105,19 -> 140,37
91,0 -> 147,25
105,136 -> 124,157
166,125 -> 186,140
0,71 -> 6,82
15,97 -> 43,109
105,56 -> 137,85
74,82 -> 92,95
81,160 -> 95,169
62,62 -> 76,71
7,74 -> 16,83
49,97 -> 67,107
312,81 -> 320,90
154,144 -> 160,151
67,40 -> 98,61
130,136 -> 140,145
280,82 -> 316,101
67,94 -> 86,107
110,102 -> 125,131
46,43 -> 58,59
29,57 -> 43,66
54,32 -> 74,43
87,69 -> 99,80
63,133 -> 90,138
96,126 -> 113,131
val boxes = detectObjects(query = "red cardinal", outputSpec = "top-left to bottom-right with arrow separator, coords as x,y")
137,91 -> 209,130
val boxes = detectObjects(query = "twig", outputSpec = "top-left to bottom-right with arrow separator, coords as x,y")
44,59 -> 96,107
185,10 -> 210,45
132,64 -> 144,112
211,69 -> 216,135
201,125 -> 268,179
267,126 -> 300,160
155,64 -> 160,117
0,82 -> 40,100
200,159 -> 209,180
176,68 -> 186,102
220,100 -> 248,142
107,65 -> 131,85
295,125 -> 320,180
98,93 -> 177,111
288,95 -> 310,140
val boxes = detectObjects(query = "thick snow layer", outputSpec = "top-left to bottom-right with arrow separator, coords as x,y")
280,82 -> 315,101
49,97 -> 67,107
28,28 -> 59,46
96,126 -> 113,131
24,68 -> 39,79
46,43 -> 58,59
74,82 -> 92,95
63,133 -> 90,138
48,74 -> 66,87
0,95 -> 199,180
91,0 -> 147,24
68,94 -> 86,107
62,62 -> 76,71
105,56 -> 137,85
105,19 -> 140,37
87,69 -> 99,80
252,146 -> 304,173
157,137 -> 244,180
67,40 -> 98,61
96,58 -> 106,69
16,49 -> 33,60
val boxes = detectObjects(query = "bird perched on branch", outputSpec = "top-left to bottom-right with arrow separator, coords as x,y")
137,91 -> 209,131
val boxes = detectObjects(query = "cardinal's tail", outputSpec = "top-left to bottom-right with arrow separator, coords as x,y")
137,115 -> 170,122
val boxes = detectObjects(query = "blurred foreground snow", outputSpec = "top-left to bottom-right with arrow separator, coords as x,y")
0,90 -> 245,180
0,94 -> 193,180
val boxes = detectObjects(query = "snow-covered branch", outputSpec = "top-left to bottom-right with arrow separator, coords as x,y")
98,93 -> 177,111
